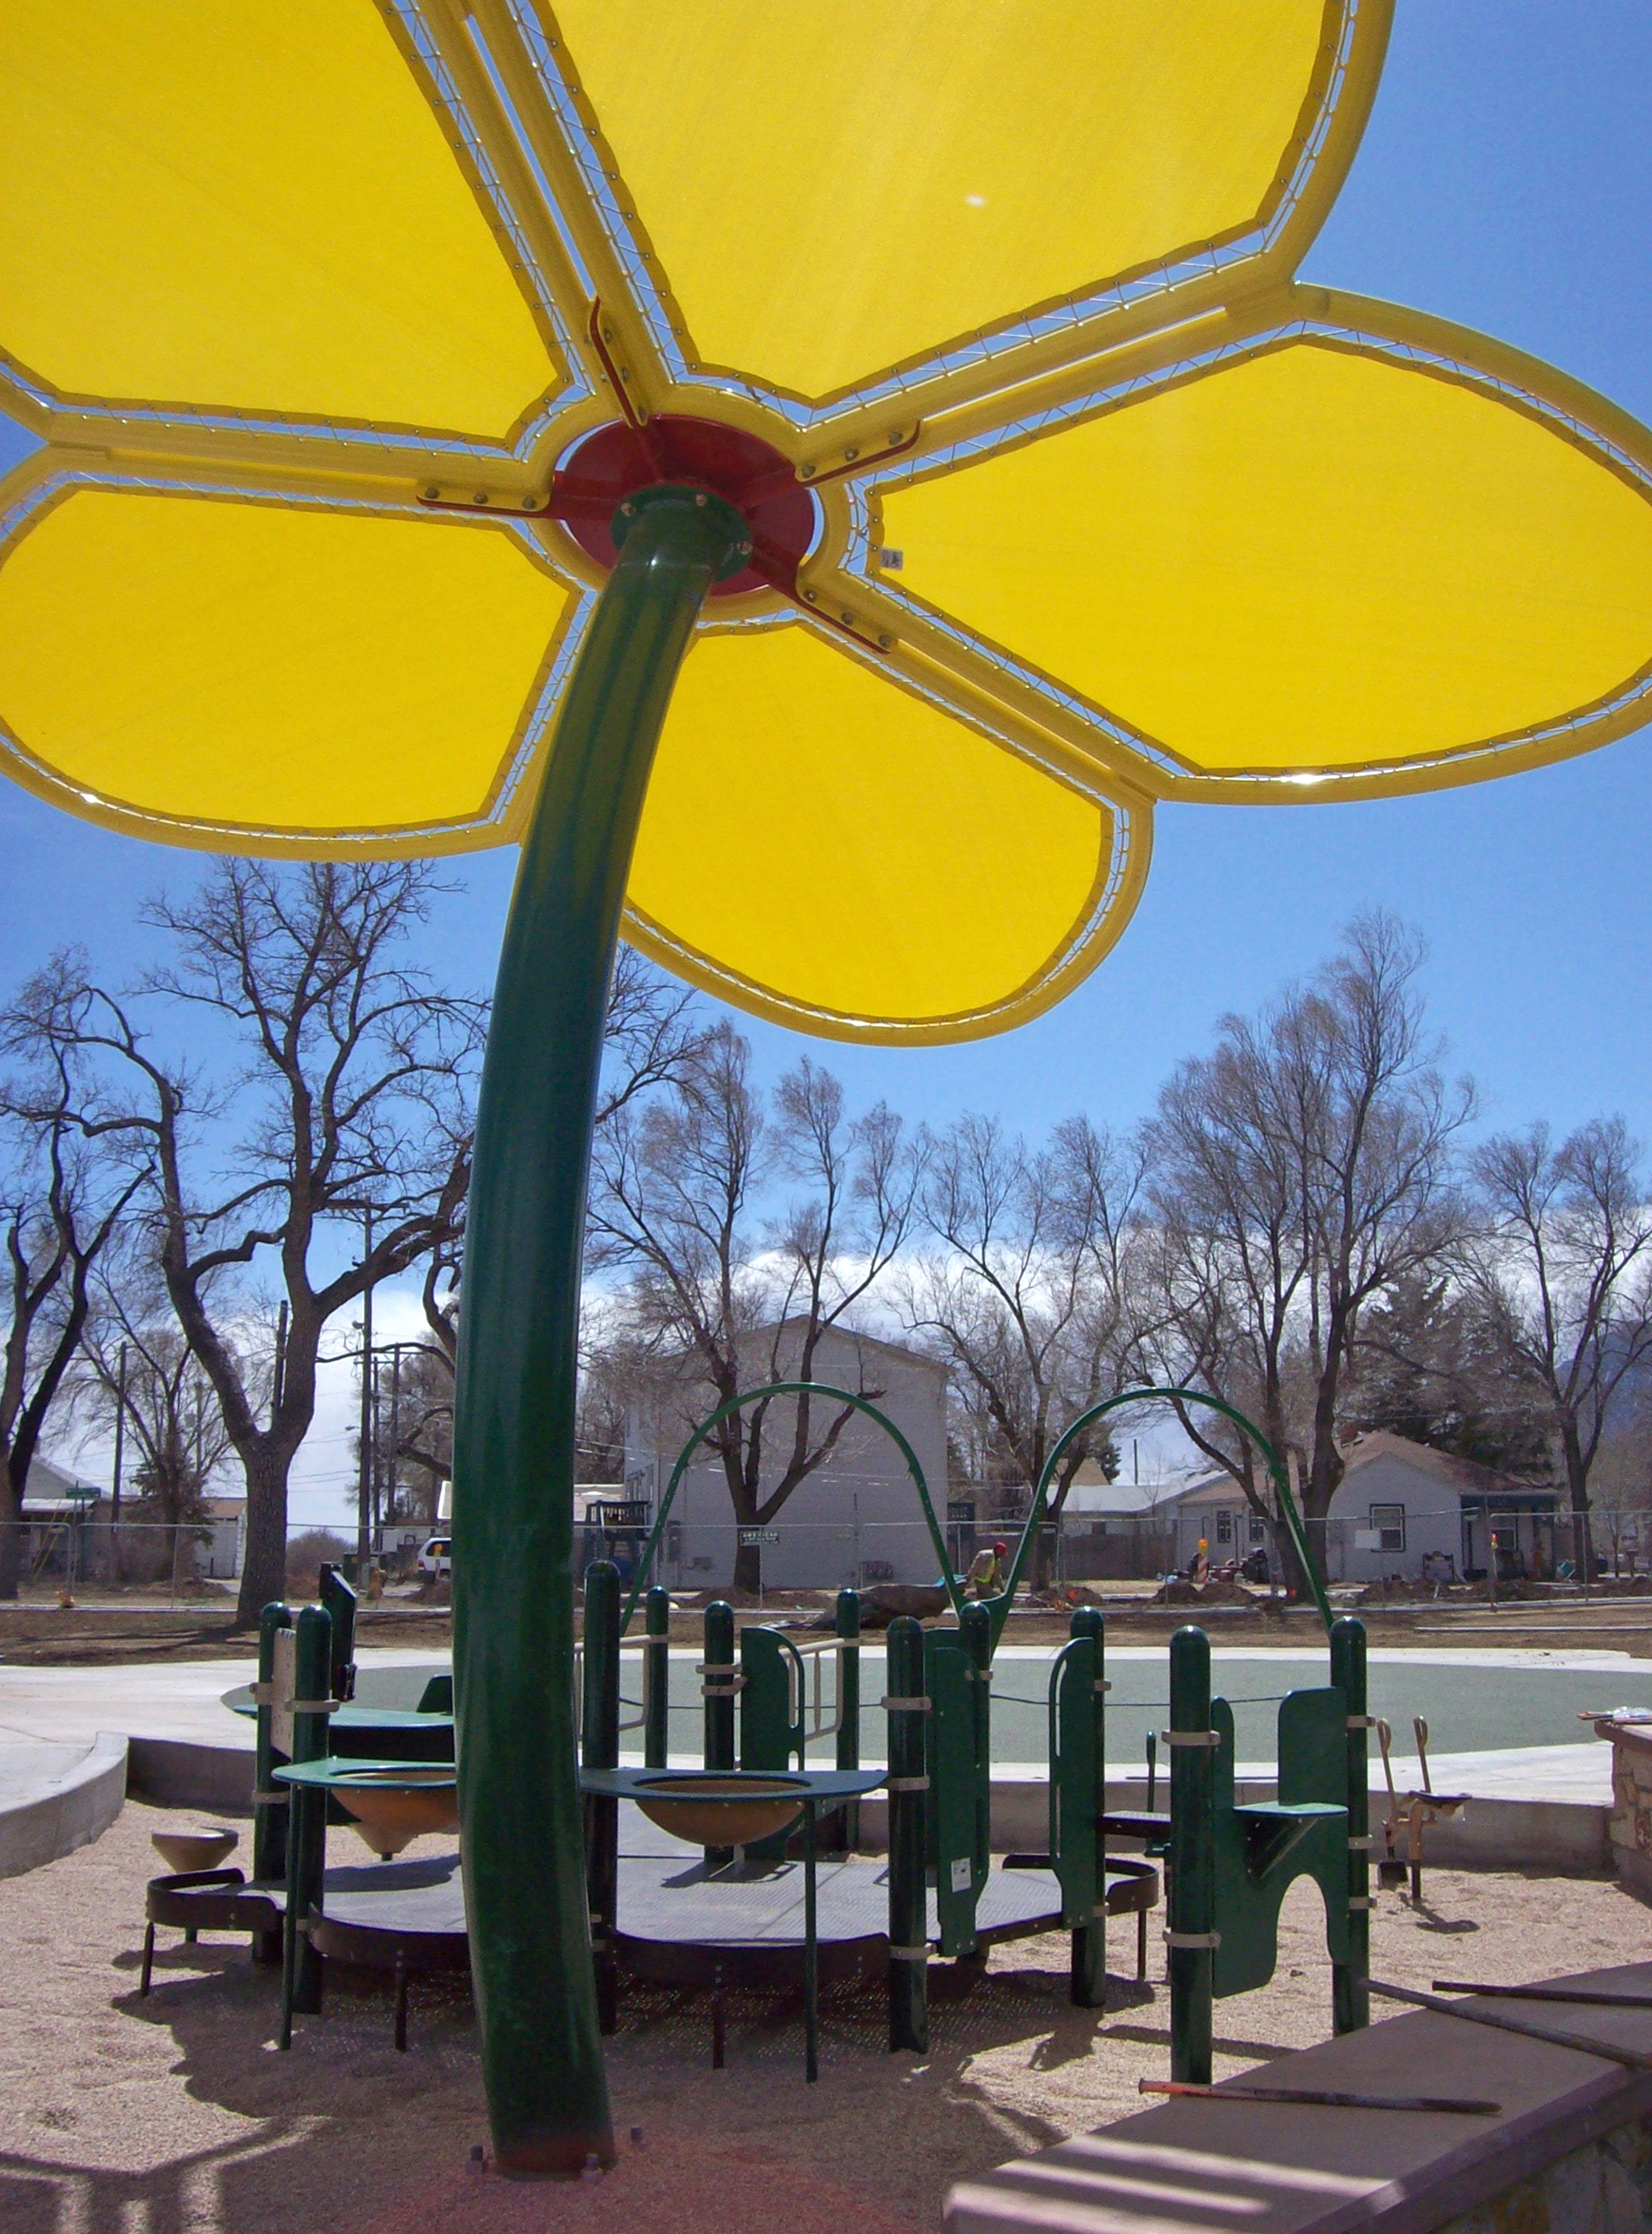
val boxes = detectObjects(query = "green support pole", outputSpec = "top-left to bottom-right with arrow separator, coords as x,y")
450,484 -> 749,2177
962,1601 -> 993,1887
886,1616 -> 929,2053
253,1601 -> 293,1888
835,1588 -> 862,1775
643,1583 -> 671,1770
1331,1616 -> 1370,2034
581,1562 -> 621,2035
279,1603 -> 333,2040
1168,1624 -> 1215,2085
1067,1605 -> 1107,2010
703,1599 -> 736,1867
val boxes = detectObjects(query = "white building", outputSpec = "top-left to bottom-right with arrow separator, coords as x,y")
624,1322 -> 949,1590
1170,1430 -> 1560,1585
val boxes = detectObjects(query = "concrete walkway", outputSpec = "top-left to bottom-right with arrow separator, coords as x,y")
0,1733 -> 127,1876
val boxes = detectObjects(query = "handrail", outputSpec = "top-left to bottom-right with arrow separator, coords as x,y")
982,1386 -> 1332,1641
618,1381 -> 962,1632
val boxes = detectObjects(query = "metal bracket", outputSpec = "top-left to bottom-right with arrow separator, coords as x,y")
1164,1929 -> 1222,1949
1348,1896 -> 1373,1911
1159,1729 -> 1220,1748
881,1695 -> 932,1713
888,1942 -> 930,1961
886,1776 -> 930,1794
1346,1715 -> 1376,1730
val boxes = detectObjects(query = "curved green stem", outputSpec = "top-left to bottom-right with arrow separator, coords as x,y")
619,1380 -> 963,1633
452,485 -> 746,2178
983,1386 -> 1332,1642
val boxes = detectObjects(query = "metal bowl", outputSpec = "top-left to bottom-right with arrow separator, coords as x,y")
632,1773 -> 807,1848
151,1827 -> 239,1874
333,1768 -> 459,1857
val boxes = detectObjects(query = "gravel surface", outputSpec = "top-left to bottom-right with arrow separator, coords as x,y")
3,1799 -> 1649,2232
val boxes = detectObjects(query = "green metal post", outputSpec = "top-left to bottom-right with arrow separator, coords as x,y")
643,1583 -> 671,1770
835,1588 -> 862,1775
834,1587 -> 862,1852
450,484 -> 748,2176
886,1616 -> 929,2052
279,1603 -> 332,2039
1067,1605 -> 1107,2009
962,1601 -> 993,1886
1168,1624 -> 1215,2085
253,1601 -> 293,1887
1331,1616 -> 1370,2034
703,1598 -> 736,1867
581,1562 -> 621,2034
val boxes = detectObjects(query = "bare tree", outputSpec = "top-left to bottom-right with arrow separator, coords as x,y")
900,1114 -> 1149,1584
71,1248 -> 255,1579
386,943 -> 713,1506
1465,1117 -> 1652,1568
0,1091 -> 142,1598
593,1024 -> 923,1592
8,862 -> 485,1622
1143,912 -> 1473,1585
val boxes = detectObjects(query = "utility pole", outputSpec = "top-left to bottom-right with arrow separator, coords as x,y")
357,1207 -> 375,1580
111,1339 -> 127,1524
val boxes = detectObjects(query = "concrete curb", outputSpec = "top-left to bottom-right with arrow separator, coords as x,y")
125,1737 -> 255,1816
0,1733 -> 128,1879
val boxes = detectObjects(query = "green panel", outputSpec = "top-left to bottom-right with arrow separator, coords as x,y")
740,1624 -> 805,1859
1212,1686 -> 1349,1999
1049,1634 -> 1098,1929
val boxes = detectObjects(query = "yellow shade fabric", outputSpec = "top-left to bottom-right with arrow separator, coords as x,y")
884,337 -> 1652,777
0,489 -> 571,839
625,627 -> 1127,1038
554,0 -> 1332,401
0,0 -> 558,436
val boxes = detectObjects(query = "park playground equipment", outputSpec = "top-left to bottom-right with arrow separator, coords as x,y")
12,10 -> 1650,2167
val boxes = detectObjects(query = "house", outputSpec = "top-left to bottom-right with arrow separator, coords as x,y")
624,1322 -> 948,1590
1170,1430 -> 1560,1585
15,1454 -> 103,1580
196,1495 -> 245,1580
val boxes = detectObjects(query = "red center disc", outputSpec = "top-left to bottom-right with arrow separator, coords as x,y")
551,417 -> 816,599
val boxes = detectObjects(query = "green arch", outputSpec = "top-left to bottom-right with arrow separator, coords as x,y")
982,1388 -> 1333,1642
617,1380 -> 964,1633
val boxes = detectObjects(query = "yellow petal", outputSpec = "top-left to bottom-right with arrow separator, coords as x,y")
625,625 -> 1144,1042
552,0 -> 1347,402
0,481 -> 572,845
0,0 -> 560,437
884,316 -> 1652,788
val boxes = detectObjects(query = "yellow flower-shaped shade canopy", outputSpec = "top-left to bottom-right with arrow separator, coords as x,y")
3,0 -> 1651,1042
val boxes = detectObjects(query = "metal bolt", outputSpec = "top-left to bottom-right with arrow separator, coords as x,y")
844,447 -> 860,461
473,492 -> 489,505
423,485 -> 440,501
521,496 -> 536,511
800,464 -> 815,478
601,326 -> 614,341
738,540 -> 752,556
840,610 -> 854,624
802,588 -> 817,602
694,493 -> 707,507
878,634 -> 893,650
888,431 -> 904,445
619,501 -> 634,516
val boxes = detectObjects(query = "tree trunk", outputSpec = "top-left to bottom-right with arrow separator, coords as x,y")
732,1538 -> 762,1595
0,1482 -> 22,1601
1561,1420 -> 1594,1586
236,1445 -> 293,1624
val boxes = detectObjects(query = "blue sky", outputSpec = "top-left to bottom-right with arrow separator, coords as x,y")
4,5 -> 1651,1517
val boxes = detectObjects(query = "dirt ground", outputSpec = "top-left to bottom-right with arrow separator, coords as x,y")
4,1801 -> 1650,2234
6,1591 -> 1652,1664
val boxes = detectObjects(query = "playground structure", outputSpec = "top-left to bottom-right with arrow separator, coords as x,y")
136,1380 -> 1376,2090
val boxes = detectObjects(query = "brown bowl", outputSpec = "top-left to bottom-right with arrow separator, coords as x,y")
334,1769 -> 459,1857
151,1827 -> 239,1874
632,1774 -> 807,1848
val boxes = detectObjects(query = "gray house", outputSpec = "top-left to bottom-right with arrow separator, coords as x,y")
624,1322 -> 949,1590
1172,1430 -> 1559,1585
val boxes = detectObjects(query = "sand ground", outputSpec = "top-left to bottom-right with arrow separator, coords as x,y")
4,1800 -> 1649,2234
